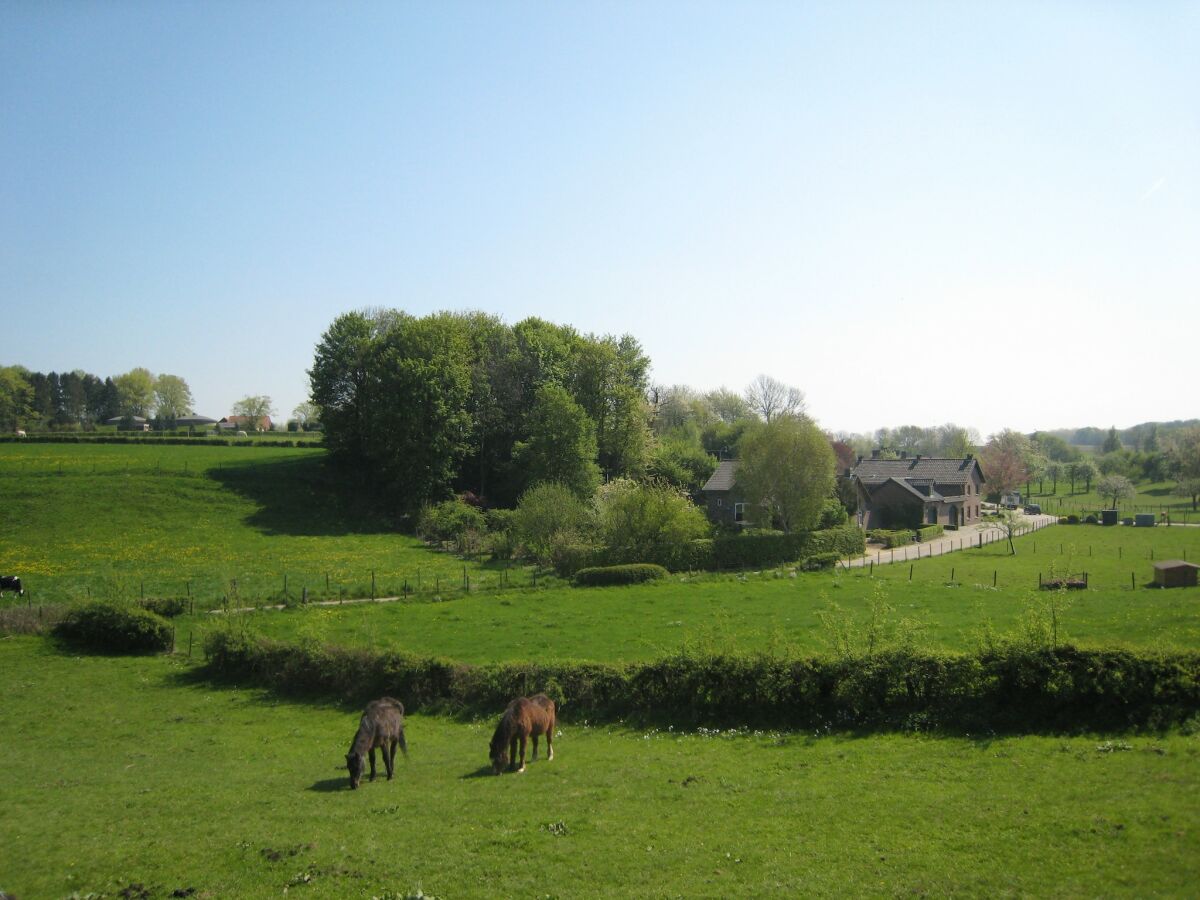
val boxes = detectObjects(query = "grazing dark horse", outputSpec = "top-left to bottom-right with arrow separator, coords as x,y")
489,694 -> 556,775
0,575 -> 23,597
346,697 -> 407,789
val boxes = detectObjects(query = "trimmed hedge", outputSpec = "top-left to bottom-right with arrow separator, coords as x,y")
54,601 -> 173,653
915,524 -> 944,542
201,631 -> 1200,733
868,529 -> 914,548
575,564 -> 669,586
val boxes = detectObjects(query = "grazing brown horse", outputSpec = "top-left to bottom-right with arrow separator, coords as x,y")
489,694 -> 556,775
346,697 -> 407,789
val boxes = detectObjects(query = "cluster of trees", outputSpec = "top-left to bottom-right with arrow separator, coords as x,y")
310,309 -> 844,527
975,425 -> 1200,510
0,365 -> 195,430
310,310 -> 655,511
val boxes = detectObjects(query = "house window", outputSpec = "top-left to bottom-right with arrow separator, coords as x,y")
734,502 -> 745,523
716,498 -> 723,507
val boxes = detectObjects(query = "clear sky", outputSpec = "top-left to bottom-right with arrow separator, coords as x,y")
2,1 -> 1197,437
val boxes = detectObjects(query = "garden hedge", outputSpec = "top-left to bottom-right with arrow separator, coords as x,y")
916,524 -> 944,542
868,529 -> 914,548
202,631 -> 1200,734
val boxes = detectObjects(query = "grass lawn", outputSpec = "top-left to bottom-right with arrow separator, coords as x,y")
0,443 -> 509,606
177,523 -> 1200,664
1,637 -> 1197,898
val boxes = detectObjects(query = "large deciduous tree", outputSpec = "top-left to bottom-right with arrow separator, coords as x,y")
153,374 -> 194,426
310,311 -> 377,461
736,415 -> 834,532
979,430 -> 1033,498
1166,426 -> 1200,510
231,395 -> 275,426
0,366 -> 33,431
512,383 -> 600,498
592,478 -> 710,563
744,375 -> 806,422
114,367 -> 156,418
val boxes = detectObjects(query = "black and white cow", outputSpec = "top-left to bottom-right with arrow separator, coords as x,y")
0,575 -> 23,597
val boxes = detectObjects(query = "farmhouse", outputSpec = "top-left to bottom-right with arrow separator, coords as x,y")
701,459 -> 749,527
850,452 -> 986,530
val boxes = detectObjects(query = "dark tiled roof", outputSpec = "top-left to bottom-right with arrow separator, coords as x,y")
702,459 -> 739,492
852,457 -> 983,485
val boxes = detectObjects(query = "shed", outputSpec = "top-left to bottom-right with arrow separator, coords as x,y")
1152,560 -> 1199,588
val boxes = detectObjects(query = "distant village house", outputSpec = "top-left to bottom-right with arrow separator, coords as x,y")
219,415 -> 272,432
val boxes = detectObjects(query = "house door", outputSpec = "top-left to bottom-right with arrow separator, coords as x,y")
926,506 -> 938,525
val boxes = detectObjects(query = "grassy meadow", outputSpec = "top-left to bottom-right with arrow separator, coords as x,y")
0,443 -> 507,606
2,637 -> 1198,899
179,522 -> 1200,664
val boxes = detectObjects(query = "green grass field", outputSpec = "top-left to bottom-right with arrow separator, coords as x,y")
0,443 -> 509,606
176,523 -> 1200,664
2,637 -> 1197,899
1023,478 -> 1198,520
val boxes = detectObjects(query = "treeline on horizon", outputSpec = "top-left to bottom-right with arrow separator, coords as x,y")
0,366 -> 195,430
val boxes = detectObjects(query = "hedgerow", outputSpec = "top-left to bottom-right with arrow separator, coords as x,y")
200,631 -> 1200,733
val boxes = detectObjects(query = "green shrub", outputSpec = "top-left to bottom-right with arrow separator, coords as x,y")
801,552 -> 840,571
1058,516 -> 1069,524
139,597 -> 187,618
818,498 -> 848,529
915,524 -> 944,542
417,498 -> 486,543
552,543 -> 603,578
868,529 -> 914,548
1084,514 -> 1099,525
54,601 -> 173,653
574,564 -> 669,586
1066,515 -> 1080,524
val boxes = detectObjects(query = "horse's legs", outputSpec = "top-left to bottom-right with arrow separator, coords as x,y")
369,746 -> 377,781
385,740 -> 395,780
531,733 -> 539,761
547,720 -> 554,761
517,735 -> 528,773
508,735 -> 519,772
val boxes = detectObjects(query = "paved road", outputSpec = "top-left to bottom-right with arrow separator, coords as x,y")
848,513 -> 1060,567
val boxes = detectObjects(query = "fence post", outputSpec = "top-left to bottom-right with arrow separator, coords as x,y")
1131,573 -> 1135,590
302,586 -> 308,604
993,570 -> 997,587
188,630 -> 193,657
909,564 -> 913,581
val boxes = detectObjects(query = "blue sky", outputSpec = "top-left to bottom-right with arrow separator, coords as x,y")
2,1 -> 1197,436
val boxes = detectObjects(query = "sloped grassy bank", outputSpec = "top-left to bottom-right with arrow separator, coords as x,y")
202,629 -> 1200,734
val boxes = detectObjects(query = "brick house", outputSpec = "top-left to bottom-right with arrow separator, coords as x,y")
850,452 -> 986,529
701,459 -> 750,527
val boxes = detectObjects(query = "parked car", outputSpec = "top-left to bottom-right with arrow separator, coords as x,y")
1024,503 -> 1042,515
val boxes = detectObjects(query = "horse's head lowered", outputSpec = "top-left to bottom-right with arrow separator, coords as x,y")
346,752 -> 365,789
489,731 -> 509,775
